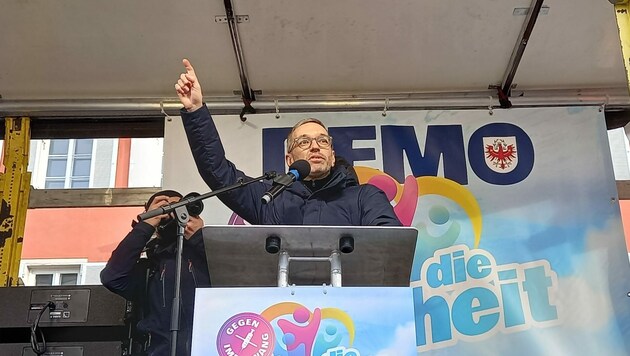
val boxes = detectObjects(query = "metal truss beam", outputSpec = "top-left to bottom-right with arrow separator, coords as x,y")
497,0 -> 545,108
0,88 -> 628,119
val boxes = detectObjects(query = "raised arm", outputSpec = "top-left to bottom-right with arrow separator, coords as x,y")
175,59 -> 270,224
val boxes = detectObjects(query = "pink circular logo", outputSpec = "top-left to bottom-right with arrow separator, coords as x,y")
217,312 -> 275,356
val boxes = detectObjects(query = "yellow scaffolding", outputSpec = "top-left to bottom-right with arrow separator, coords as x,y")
0,117 -> 32,287
615,1 -> 630,92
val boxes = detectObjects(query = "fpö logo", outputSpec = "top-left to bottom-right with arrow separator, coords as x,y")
216,303 -> 360,356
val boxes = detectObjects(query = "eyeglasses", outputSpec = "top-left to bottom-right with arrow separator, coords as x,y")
289,135 -> 333,152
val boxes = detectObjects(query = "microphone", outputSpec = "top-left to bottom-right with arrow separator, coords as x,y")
261,160 -> 311,204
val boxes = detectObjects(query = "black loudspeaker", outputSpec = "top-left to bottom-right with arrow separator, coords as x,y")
0,285 -> 127,328
0,286 -> 129,356
0,342 -> 122,356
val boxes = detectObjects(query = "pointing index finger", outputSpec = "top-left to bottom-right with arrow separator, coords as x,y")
182,58 -> 195,74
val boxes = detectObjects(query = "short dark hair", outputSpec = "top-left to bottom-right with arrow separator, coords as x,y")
144,190 -> 182,210
286,118 -> 329,151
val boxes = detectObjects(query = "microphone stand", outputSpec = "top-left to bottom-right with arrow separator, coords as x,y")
137,172 -> 276,356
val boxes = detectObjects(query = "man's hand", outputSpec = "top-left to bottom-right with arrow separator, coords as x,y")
184,216 -> 204,239
144,195 -> 175,228
175,58 -> 203,112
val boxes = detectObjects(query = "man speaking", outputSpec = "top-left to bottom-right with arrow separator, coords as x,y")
175,59 -> 401,227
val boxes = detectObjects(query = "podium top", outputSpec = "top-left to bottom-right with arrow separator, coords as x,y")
202,225 -> 418,287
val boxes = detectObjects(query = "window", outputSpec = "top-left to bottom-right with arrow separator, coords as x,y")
60,273 -> 78,285
28,137 -> 164,189
19,260 -> 83,287
45,139 -> 94,189
32,271 -> 79,286
35,274 -> 54,286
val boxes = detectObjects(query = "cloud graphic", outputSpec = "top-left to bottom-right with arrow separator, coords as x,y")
555,216 -> 630,331
556,276 -> 612,330
374,322 -> 417,356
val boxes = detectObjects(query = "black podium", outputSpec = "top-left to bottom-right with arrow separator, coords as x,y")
201,225 -> 418,287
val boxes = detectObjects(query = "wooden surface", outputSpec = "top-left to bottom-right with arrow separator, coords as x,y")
28,187 -> 159,208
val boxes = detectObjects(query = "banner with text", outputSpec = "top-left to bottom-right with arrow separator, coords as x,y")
165,106 -> 630,355
191,287 -> 415,356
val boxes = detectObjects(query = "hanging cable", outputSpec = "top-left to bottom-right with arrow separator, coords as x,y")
275,99 -> 281,119
382,98 -> 389,117
160,101 -> 175,122
30,301 -> 55,355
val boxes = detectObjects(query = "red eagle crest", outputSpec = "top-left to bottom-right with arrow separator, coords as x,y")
485,139 -> 517,170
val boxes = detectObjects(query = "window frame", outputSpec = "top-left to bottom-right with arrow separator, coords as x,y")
18,259 -> 86,286
30,139 -> 99,189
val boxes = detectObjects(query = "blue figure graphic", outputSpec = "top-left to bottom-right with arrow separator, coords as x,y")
313,323 -> 344,356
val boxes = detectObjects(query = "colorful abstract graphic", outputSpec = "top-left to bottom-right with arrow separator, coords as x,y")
259,302 -> 355,356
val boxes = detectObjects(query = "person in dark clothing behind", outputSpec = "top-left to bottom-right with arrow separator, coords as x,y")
174,58 -> 402,226
100,190 -> 210,356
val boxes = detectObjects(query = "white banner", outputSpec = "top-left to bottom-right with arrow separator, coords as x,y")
165,106 -> 630,355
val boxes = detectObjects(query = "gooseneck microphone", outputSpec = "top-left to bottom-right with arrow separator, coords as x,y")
261,160 -> 311,204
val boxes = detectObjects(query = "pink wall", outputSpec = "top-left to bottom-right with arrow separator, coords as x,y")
620,200 -> 630,252
22,206 -> 143,262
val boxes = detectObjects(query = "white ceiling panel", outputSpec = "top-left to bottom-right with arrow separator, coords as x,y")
0,0 -> 628,102
514,0 -> 626,89
234,0 -> 533,94
0,0 -> 240,99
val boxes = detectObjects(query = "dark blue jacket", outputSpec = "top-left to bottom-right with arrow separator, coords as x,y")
182,105 -> 402,226
100,221 -> 210,356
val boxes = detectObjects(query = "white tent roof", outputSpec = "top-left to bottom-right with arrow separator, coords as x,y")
0,0 -> 628,114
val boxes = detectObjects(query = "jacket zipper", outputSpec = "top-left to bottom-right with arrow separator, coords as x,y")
160,264 -> 166,307
188,259 -> 199,287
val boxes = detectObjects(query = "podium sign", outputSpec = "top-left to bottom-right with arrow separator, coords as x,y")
191,286 -> 416,356
202,225 -> 418,287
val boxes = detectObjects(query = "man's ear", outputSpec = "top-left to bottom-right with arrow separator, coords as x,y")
285,154 -> 294,167
331,150 -> 336,166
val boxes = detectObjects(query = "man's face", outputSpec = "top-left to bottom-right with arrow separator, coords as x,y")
156,195 -> 183,240
285,122 -> 335,180
152,195 -> 181,224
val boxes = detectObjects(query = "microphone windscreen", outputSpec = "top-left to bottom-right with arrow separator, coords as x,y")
289,159 -> 311,181
183,192 -> 204,216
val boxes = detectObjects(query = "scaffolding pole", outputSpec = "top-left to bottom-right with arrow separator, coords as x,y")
614,1 -> 630,95
0,117 -> 32,287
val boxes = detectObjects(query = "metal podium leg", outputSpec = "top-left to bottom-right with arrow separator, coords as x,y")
330,251 -> 342,287
277,251 -> 289,287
